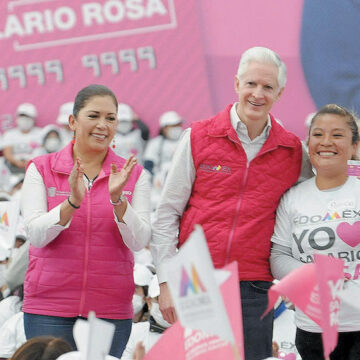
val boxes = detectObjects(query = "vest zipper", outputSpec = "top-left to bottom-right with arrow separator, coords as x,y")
79,190 -> 91,316
225,161 -> 249,265
223,143 -> 279,265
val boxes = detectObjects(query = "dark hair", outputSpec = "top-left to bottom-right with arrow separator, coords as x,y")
309,104 -> 359,145
11,336 -> 72,360
73,84 -> 118,117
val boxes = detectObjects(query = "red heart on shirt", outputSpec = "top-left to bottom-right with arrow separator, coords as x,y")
336,221 -> 360,247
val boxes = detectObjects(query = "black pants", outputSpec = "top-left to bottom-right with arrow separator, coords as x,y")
296,328 -> 360,360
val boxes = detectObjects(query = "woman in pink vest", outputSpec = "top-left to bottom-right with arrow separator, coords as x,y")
20,84 -> 152,358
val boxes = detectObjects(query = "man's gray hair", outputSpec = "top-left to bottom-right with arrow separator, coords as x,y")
236,47 -> 287,90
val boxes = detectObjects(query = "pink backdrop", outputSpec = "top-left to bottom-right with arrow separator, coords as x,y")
197,0 -> 315,140
0,0 -> 214,134
0,0 -> 315,139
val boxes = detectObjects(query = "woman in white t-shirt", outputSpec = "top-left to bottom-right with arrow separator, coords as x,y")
270,104 -> 360,360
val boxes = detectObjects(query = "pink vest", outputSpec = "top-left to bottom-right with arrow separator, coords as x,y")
23,143 -> 142,319
179,105 -> 303,281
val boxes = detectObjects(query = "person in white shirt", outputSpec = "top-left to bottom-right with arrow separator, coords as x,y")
112,103 -> 146,164
56,102 -> 75,148
132,264 -> 153,323
143,111 -> 184,211
0,311 -> 26,359
32,125 -> 63,157
121,275 -> 170,360
2,103 -> 42,174
271,104 -> 360,360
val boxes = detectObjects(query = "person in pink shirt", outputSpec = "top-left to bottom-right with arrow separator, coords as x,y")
20,84 -> 151,358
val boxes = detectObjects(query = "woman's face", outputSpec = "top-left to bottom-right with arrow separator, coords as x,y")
69,95 -> 117,153
308,114 -> 358,174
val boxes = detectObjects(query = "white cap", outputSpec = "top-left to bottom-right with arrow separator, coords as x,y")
159,111 -> 183,128
117,103 -> 133,122
57,102 -> 74,125
148,274 -> 160,298
16,103 -> 37,118
133,263 -> 153,286
40,124 -> 60,140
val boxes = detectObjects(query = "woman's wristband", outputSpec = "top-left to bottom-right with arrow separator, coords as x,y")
110,194 -> 126,206
68,196 -> 80,209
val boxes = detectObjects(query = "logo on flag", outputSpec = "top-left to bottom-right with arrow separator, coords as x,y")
0,211 -> 9,227
180,264 -> 207,297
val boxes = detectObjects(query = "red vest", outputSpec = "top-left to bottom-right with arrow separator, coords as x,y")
23,143 -> 142,319
178,105 -> 302,281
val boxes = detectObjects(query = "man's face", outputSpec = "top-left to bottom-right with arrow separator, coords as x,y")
234,61 -> 283,126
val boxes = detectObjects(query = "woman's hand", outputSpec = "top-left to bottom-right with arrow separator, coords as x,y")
109,154 -> 137,201
68,157 -> 86,207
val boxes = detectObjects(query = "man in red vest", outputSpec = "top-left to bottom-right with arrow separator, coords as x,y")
151,46 -> 312,360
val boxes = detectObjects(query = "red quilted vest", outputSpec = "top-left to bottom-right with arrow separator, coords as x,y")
178,105 -> 302,281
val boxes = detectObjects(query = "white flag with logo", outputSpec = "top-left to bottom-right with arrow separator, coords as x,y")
0,199 -> 19,250
167,225 -> 235,344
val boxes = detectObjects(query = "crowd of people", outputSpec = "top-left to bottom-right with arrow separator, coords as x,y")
0,46 -> 359,360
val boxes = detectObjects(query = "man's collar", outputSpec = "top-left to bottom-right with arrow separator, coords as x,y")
230,103 -> 272,138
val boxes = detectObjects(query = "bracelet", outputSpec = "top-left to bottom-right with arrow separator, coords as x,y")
110,194 -> 126,206
68,196 -> 80,209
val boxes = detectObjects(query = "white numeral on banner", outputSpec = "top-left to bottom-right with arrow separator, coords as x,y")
0,60 -> 64,90
82,46 -> 156,77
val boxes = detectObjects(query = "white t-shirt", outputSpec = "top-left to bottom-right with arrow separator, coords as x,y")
0,296 -> 22,329
0,311 -> 26,358
121,321 -> 162,360
3,127 -> 42,161
272,176 -> 360,332
144,135 -> 181,210
112,129 -> 145,164
143,135 -> 180,174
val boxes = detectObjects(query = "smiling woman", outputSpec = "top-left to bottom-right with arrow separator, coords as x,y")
20,84 -> 152,358
270,104 -> 360,360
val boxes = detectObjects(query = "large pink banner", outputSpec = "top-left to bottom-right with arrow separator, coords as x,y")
0,0 -> 213,133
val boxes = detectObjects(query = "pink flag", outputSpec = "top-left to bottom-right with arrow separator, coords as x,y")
263,254 -> 344,359
144,262 -> 244,360
314,254 -> 344,358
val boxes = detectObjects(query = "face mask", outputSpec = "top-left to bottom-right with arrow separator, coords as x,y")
117,121 -> 133,134
44,138 -> 61,153
17,116 -> 34,132
132,294 -> 145,314
150,302 -> 171,328
166,126 -> 183,141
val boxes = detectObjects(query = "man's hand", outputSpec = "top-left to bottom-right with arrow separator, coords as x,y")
159,282 -> 177,324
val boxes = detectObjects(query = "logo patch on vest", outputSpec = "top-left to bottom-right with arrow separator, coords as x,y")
47,187 -> 71,197
199,163 -> 231,174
